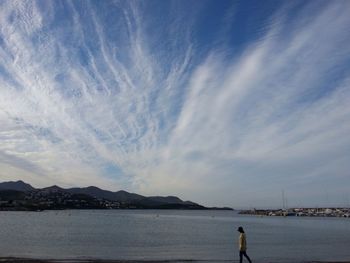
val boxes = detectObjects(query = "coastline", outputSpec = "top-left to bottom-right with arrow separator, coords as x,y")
1,259 -> 350,263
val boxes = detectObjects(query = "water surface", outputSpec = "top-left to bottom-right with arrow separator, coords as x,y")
0,210 -> 349,262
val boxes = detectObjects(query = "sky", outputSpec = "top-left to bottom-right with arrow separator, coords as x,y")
0,0 -> 350,208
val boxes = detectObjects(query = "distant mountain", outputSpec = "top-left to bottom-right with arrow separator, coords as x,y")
0,189 -> 26,201
67,188 -> 203,208
67,186 -> 144,202
0,180 -> 233,210
114,190 -> 145,202
0,180 -> 35,192
134,197 -> 206,209
42,185 -> 65,192
147,196 -> 184,204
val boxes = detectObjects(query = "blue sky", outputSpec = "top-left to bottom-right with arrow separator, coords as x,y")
0,0 -> 350,208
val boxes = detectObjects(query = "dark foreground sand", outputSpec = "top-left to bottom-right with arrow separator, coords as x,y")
0,260 -> 192,263
0,259 -> 226,263
0,259 -> 201,263
1,259 -> 350,263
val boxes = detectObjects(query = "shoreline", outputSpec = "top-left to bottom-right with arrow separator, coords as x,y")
1,258 -> 350,263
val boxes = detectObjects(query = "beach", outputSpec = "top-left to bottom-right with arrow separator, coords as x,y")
1,258 -> 350,263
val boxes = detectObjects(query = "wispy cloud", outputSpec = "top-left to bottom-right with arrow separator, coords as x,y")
0,0 -> 349,207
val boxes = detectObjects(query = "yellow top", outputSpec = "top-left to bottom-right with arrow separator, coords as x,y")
239,233 -> 247,251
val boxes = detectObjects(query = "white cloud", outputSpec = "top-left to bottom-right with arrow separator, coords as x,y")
0,1 -> 349,207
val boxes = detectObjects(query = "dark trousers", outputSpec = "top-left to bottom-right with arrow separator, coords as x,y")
239,250 -> 252,263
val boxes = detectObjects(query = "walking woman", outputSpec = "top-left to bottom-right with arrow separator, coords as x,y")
237,226 -> 252,263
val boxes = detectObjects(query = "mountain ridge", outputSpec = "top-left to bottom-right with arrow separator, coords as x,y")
0,180 -> 35,192
0,180 -> 233,211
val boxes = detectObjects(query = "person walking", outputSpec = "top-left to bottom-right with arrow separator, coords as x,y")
237,226 -> 252,263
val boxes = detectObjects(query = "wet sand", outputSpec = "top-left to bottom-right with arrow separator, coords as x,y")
0,259 -> 200,263
1,259 -> 350,263
0,259 -> 211,263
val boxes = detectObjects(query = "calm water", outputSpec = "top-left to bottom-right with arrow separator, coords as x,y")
0,210 -> 349,262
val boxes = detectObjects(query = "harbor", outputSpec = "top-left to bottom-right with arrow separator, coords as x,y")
239,207 -> 350,217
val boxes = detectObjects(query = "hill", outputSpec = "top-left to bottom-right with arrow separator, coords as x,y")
0,180 -> 233,211
0,180 -> 35,192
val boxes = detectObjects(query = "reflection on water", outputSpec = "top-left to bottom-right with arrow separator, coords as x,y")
0,210 -> 349,262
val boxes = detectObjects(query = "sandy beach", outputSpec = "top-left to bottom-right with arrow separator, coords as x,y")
0,260 -> 211,263
1,259 -> 350,263
0,259 -> 211,263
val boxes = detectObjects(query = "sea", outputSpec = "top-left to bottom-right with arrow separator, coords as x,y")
0,209 -> 349,262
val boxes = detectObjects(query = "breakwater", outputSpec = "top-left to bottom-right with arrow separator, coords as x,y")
239,207 -> 350,217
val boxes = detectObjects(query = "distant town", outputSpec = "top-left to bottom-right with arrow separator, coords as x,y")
240,207 -> 350,218
0,180 -> 233,211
